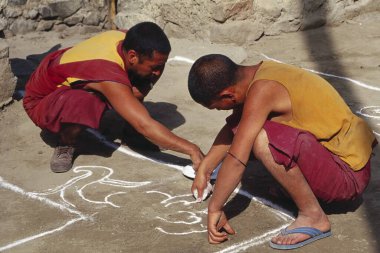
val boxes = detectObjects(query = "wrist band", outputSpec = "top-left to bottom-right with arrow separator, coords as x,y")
226,151 -> 247,167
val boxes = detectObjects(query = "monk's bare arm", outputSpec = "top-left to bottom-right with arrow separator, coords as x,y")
86,81 -> 203,167
208,80 -> 288,212
191,124 -> 233,198
198,124 -> 233,175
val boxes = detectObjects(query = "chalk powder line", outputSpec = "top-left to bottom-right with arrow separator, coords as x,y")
1,54 -> 378,252
32,165 -> 151,208
88,127 -> 294,240
0,165 -> 153,251
87,129 -> 295,251
0,136 -> 293,252
0,176 -> 91,252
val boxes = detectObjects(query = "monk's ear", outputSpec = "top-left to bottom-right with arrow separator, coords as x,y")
126,50 -> 139,65
219,86 -> 236,101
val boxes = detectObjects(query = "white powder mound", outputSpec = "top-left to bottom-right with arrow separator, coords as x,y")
182,165 -> 196,179
193,181 -> 213,201
182,163 -> 221,180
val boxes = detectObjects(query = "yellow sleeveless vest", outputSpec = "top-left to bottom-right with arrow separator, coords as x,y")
59,30 -> 126,85
252,61 -> 375,170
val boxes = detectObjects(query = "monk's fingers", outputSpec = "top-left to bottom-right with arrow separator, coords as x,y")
208,230 -> 228,244
216,213 -> 230,231
222,220 -> 236,235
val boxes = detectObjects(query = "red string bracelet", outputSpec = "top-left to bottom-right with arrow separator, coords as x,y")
226,151 -> 247,167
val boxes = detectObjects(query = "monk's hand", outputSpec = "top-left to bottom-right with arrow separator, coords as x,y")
207,210 -> 235,244
191,172 -> 208,202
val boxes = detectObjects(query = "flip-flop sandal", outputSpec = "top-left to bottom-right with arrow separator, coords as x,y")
269,227 -> 332,250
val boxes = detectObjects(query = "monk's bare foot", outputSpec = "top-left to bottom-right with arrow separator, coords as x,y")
271,210 -> 330,245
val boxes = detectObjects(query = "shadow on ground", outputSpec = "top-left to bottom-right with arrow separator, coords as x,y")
10,44 -> 62,100
40,100 -> 191,167
300,2 -> 380,252
224,159 -> 366,222
11,44 -> 191,169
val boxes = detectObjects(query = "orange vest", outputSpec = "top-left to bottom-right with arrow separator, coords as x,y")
58,30 -> 127,86
252,61 -> 375,170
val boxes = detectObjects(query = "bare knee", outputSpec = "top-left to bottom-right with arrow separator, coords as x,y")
252,129 -> 270,161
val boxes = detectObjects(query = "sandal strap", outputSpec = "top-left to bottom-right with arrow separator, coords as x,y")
281,227 -> 324,237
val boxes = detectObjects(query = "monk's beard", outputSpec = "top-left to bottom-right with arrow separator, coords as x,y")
127,69 -> 153,95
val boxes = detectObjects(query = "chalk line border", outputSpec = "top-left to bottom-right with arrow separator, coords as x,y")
0,176 -> 90,252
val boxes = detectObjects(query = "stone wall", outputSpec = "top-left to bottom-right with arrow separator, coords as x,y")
115,0 -> 380,45
0,0 -> 379,107
1,0 -> 379,43
0,0 -> 109,37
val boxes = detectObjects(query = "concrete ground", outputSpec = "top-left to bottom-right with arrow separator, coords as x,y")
1,12 -> 379,253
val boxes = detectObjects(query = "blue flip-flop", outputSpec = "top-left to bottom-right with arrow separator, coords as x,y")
269,227 -> 332,250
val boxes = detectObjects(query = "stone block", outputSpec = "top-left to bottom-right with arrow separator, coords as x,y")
115,12 -> 154,30
211,0 -> 253,23
9,18 -> 36,35
0,0 -> 7,11
36,20 -> 55,31
40,0 -> 82,19
64,13 -> 84,26
3,6 -> 23,18
8,0 -> 27,6
210,20 -> 264,45
0,40 -> 17,107
26,9 -> 39,20
0,17 -> 7,31
83,11 -> 100,26
0,39 -> 9,58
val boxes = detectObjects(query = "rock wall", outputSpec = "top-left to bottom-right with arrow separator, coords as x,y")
0,39 -> 16,107
0,0 -> 109,37
0,0 -> 379,43
115,0 -> 380,45
0,0 -> 379,107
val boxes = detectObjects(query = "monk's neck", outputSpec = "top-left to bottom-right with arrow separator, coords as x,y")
236,63 -> 261,95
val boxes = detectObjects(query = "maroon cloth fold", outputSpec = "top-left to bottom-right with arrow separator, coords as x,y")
25,88 -> 107,133
226,108 -> 371,202
23,43 -> 132,133
262,121 -> 370,203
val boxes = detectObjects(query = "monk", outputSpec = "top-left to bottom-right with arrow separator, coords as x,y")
187,54 -> 376,249
23,22 -> 203,173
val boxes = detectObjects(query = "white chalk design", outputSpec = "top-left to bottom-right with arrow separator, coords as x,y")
0,176 -> 90,252
87,121 -> 296,250
86,128 -> 184,172
356,106 -> 380,137
4,54 -> 377,253
146,188 -> 294,243
214,224 -> 289,253
168,55 -> 195,64
32,165 -> 151,208
0,166 -> 151,251
357,106 -> 380,119
147,190 -> 208,235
